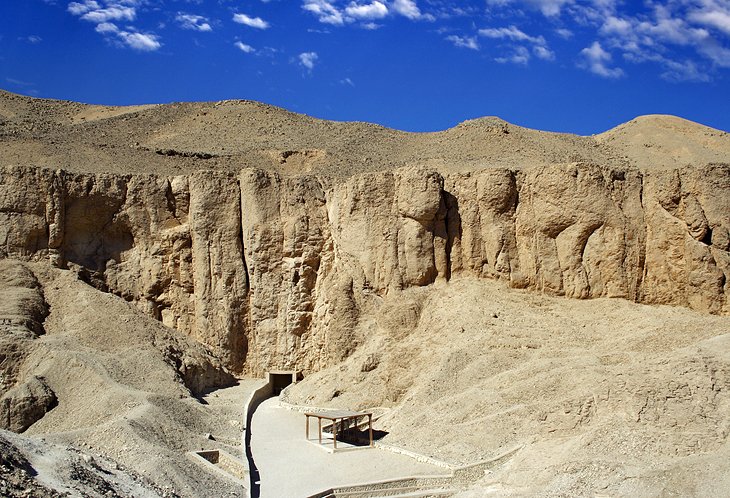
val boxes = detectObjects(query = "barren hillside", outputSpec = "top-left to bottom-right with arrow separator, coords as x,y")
3,89 -> 727,178
0,90 -> 729,496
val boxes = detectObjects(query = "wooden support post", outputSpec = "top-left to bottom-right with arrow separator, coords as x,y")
368,414 -> 373,447
333,420 -> 338,450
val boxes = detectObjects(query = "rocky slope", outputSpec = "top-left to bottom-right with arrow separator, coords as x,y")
1,428 -> 165,497
1,90 -> 729,495
283,278 -> 730,496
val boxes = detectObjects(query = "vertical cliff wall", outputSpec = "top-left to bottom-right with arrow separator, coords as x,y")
1,162 -> 728,374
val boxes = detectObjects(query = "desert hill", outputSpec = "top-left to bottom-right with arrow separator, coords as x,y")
2,90 -> 728,177
0,90 -> 729,496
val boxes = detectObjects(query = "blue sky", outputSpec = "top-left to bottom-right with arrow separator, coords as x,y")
1,0 -> 729,134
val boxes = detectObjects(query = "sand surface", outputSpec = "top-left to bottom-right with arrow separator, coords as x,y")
251,397 -> 446,497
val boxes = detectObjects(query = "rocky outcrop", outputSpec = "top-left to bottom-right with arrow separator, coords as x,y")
0,162 -> 728,375
0,260 -> 55,433
0,376 -> 57,433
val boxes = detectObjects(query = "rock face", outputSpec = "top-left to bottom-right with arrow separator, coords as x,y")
0,376 -> 57,433
0,255 -> 233,434
1,161 -> 728,374
0,259 -> 51,431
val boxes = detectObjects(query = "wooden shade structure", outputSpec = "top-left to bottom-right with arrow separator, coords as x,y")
304,410 -> 373,450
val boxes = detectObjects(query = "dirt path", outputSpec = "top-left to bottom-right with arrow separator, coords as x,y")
250,397 -> 447,497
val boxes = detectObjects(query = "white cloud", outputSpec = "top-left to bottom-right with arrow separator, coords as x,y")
303,0 -> 432,25
361,22 -> 382,29
698,39 -> 730,67
80,6 -> 135,23
594,4 -> 730,72
689,9 -> 730,36
234,41 -> 255,53
66,1 -> 163,52
391,0 -> 423,19
340,77 -> 355,86
118,31 -> 161,51
600,16 -> 632,37
446,35 -> 479,50
486,0 -> 574,17
95,22 -> 118,33
233,13 -> 270,29
299,51 -> 319,70
176,13 -> 212,32
580,41 -> 624,78
67,0 -> 100,15
623,51 -> 711,82
533,45 -> 555,60
479,25 -> 544,44
660,59 -> 711,82
478,25 -> 554,63
89,20 -> 161,52
495,46 -> 531,64
303,0 -> 345,25
638,16 -> 708,46
345,1 -> 388,20
533,0 -> 573,16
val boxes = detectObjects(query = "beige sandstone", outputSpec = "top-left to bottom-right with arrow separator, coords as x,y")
0,90 -> 729,496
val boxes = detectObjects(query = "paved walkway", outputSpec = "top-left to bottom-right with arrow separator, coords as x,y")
250,397 -> 447,497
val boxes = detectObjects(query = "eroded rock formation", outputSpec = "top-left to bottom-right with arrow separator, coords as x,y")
1,161 -> 728,375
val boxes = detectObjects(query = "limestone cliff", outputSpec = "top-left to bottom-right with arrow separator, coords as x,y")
1,160 -> 728,375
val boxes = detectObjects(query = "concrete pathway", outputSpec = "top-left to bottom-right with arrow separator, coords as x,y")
250,397 -> 447,498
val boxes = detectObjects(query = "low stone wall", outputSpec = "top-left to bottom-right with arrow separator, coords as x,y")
242,379 -> 273,498
304,445 -> 522,498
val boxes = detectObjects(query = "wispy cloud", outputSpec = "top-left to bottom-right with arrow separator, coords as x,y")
345,1 -> 388,20
533,45 -> 555,60
391,0 -> 432,20
580,41 -> 624,78
68,0 -> 136,23
299,51 -> 319,70
483,0 -> 729,79
233,13 -> 270,29
479,25 -> 544,44
302,0 -> 432,25
117,30 -> 161,51
67,0 -> 100,16
496,46 -> 531,64
234,41 -> 255,53
688,7 -> 730,37
486,0 -> 574,17
302,0 -> 345,25
56,0 -> 730,82
20,35 -> 43,44
479,25 -> 554,63
176,13 -> 212,32
623,51 -> 710,82
361,22 -> 382,30
446,35 -> 479,50
67,0 -> 161,51
594,6 -> 726,79
5,77 -> 40,96
93,21 -> 160,51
